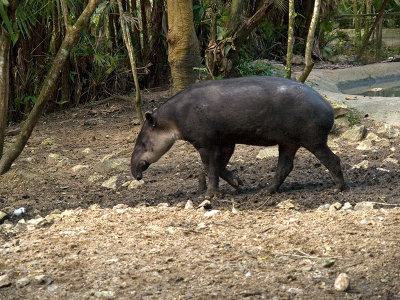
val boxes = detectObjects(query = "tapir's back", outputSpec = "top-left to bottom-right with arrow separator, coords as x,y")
162,76 -> 334,147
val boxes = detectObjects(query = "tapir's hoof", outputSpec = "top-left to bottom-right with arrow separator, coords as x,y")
204,190 -> 222,199
334,183 -> 348,193
266,186 -> 278,194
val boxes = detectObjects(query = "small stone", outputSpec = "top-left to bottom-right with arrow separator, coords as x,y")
41,137 -> 55,146
0,211 -> 7,222
277,199 -> 300,210
331,103 -> 348,119
256,147 -> 279,159
0,274 -> 11,288
89,204 -> 101,210
88,174 -> 104,183
12,207 -> 26,216
320,258 -> 335,268
334,273 -> 350,291
360,216 -> 375,225
329,202 -> 342,212
27,217 -> 47,227
71,164 -> 89,172
16,277 -> 30,288
101,176 -> 120,190
377,123 -> 400,139
184,200 -> 194,210
204,210 -> 220,217
47,153 -> 71,165
34,275 -> 54,285
158,203 -> 169,208
198,200 -> 212,209
356,140 -> 373,150
94,290 -> 115,299
383,157 -> 398,165
131,118 -> 141,126
351,160 -> 369,169
113,204 -> 129,210
354,201 -> 375,211
197,222 -> 207,229
82,148 -> 92,154
340,125 -> 366,142
127,179 -> 144,190
341,202 -> 353,210
50,209 -> 62,215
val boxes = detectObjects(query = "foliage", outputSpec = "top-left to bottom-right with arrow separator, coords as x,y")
235,58 -> 275,77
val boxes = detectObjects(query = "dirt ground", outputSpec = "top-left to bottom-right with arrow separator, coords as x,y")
1,90 -> 400,299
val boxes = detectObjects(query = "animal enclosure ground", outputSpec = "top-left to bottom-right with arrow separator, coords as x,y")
1,91 -> 400,299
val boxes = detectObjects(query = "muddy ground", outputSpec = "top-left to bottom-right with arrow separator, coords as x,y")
0,90 -> 400,299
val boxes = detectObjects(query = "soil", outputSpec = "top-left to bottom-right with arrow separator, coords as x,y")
1,90 -> 400,299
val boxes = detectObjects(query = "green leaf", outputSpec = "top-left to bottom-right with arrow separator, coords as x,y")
0,3 -> 18,44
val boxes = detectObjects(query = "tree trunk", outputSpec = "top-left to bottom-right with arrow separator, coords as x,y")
166,0 -> 201,93
117,0 -> 143,124
0,0 -> 102,175
353,0 -> 361,45
226,0 -> 244,35
130,0 -> 143,62
148,0 -> 167,87
285,0 -> 295,79
0,28 -> 11,158
140,0 -> 150,59
297,0 -> 320,83
356,0 -> 387,60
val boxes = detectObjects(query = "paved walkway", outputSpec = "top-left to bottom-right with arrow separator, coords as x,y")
306,62 -> 400,126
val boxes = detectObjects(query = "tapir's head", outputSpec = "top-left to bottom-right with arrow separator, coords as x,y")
131,111 -> 179,180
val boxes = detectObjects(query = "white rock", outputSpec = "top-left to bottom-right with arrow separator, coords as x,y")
0,211 -> 7,222
341,202 -> 353,210
88,174 -> 104,183
184,200 -> 194,210
377,123 -> 400,139
383,157 -> 398,165
16,277 -> 30,288
356,140 -> 373,150
12,207 -> 26,216
0,274 -> 11,288
354,201 -> 375,211
204,210 -> 220,217
94,290 -> 115,299
256,147 -> 279,159
71,164 -> 89,172
334,273 -> 350,291
351,160 -> 369,169
82,148 -> 92,154
127,179 -> 144,190
340,125 -> 366,142
101,176 -> 120,190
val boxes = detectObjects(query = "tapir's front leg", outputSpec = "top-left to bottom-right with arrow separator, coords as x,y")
198,147 -> 220,198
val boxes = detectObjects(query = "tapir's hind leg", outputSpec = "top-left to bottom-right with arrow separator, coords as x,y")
267,144 -> 299,194
307,143 -> 346,191
218,145 -> 243,189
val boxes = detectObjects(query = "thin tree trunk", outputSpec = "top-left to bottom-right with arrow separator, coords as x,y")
117,0 -> 143,124
0,0 -> 102,175
297,0 -> 320,83
353,0 -> 361,45
148,0 -> 167,87
226,0 -> 244,36
356,0 -> 387,60
0,28 -> 11,158
130,0 -> 143,62
285,0 -> 295,79
140,0 -> 150,59
166,0 -> 201,93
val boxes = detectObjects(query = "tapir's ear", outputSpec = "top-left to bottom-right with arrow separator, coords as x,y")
144,111 -> 156,127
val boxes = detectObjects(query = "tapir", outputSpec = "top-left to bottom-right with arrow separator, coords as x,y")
131,76 -> 346,197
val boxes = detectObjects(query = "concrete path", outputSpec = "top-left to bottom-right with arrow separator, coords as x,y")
305,62 -> 400,126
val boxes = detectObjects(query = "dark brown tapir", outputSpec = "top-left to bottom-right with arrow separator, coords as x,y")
131,76 -> 346,197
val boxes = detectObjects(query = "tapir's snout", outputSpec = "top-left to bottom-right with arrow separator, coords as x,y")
132,160 -> 150,180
